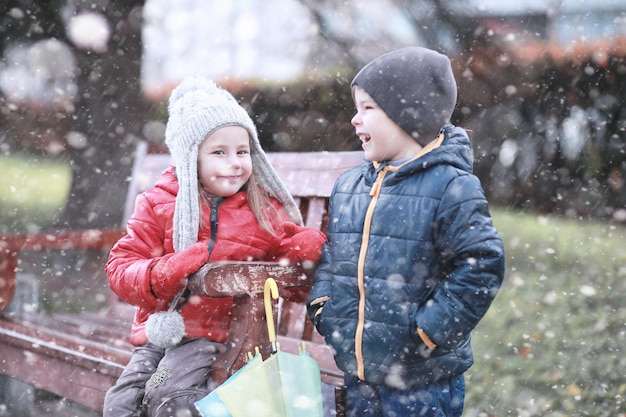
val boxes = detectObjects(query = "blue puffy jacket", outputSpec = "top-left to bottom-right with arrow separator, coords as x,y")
307,125 -> 505,389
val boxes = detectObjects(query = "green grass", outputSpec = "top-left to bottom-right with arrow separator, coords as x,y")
2,156 -> 625,415
0,154 -> 71,233
466,209 -> 626,417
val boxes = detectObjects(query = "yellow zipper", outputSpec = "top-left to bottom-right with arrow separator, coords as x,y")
353,133 -> 445,380
355,168 -> 387,380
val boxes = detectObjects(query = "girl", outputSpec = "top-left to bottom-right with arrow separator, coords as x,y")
104,77 -> 325,417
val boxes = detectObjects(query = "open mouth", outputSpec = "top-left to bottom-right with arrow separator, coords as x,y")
358,133 -> 371,143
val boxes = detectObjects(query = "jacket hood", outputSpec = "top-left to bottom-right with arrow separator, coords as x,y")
152,165 -> 179,197
363,125 -> 473,185
422,125 -> 473,174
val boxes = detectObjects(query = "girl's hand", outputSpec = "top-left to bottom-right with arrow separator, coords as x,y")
282,222 -> 326,263
149,242 -> 209,300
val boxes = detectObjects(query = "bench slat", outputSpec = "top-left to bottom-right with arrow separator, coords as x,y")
0,317 -> 129,410
0,229 -> 125,313
267,151 -> 363,197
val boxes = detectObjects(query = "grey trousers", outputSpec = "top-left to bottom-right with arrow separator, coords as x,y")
103,338 -> 222,417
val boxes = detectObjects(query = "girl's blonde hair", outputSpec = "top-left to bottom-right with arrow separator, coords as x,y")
245,171 -> 290,235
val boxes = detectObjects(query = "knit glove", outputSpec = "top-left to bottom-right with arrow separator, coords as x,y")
282,222 -> 326,264
149,242 -> 209,301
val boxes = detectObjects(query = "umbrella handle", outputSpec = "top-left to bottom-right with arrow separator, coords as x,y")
264,278 -> 279,354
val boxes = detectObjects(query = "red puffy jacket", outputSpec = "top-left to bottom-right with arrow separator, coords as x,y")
106,166 -> 326,346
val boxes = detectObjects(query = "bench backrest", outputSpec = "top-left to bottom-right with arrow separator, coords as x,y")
124,143 -> 364,228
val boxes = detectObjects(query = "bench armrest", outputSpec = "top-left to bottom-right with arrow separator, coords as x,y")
187,261 -> 314,384
188,261 -> 312,297
0,229 -> 126,313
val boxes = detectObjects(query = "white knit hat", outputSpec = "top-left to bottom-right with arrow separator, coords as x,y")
164,77 -> 302,252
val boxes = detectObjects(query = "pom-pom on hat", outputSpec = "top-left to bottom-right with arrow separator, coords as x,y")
351,46 -> 457,146
165,77 -> 302,252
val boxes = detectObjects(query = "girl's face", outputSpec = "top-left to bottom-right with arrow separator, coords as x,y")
197,125 -> 252,197
351,86 -> 422,162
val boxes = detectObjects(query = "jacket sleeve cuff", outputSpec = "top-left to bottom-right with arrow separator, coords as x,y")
307,296 -> 329,325
417,327 -> 437,350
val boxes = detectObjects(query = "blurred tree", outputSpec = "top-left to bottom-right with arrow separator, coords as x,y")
1,0 -> 146,231
392,0 -> 478,53
296,0 -> 482,66
0,1 -> 65,51
55,0 -> 147,230
0,1 -> 68,154
2,0 -> 624,225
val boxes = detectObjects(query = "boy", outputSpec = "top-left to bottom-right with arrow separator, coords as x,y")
307,47 -> 505,416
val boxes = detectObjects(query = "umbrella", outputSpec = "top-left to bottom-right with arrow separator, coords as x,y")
195,278 -> 324,417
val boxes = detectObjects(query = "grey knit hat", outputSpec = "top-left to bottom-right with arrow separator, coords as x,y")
351,46 -> 457,146
164,77 -> 302,252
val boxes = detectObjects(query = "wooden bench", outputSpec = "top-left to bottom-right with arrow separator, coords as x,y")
0,143 -> 363,415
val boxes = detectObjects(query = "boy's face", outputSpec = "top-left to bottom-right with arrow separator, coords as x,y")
197,125 -> 252,197
351,86 -> 422,162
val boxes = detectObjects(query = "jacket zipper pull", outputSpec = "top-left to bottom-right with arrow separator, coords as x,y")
207,200 -> 219,256
369,169 -> 386,197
